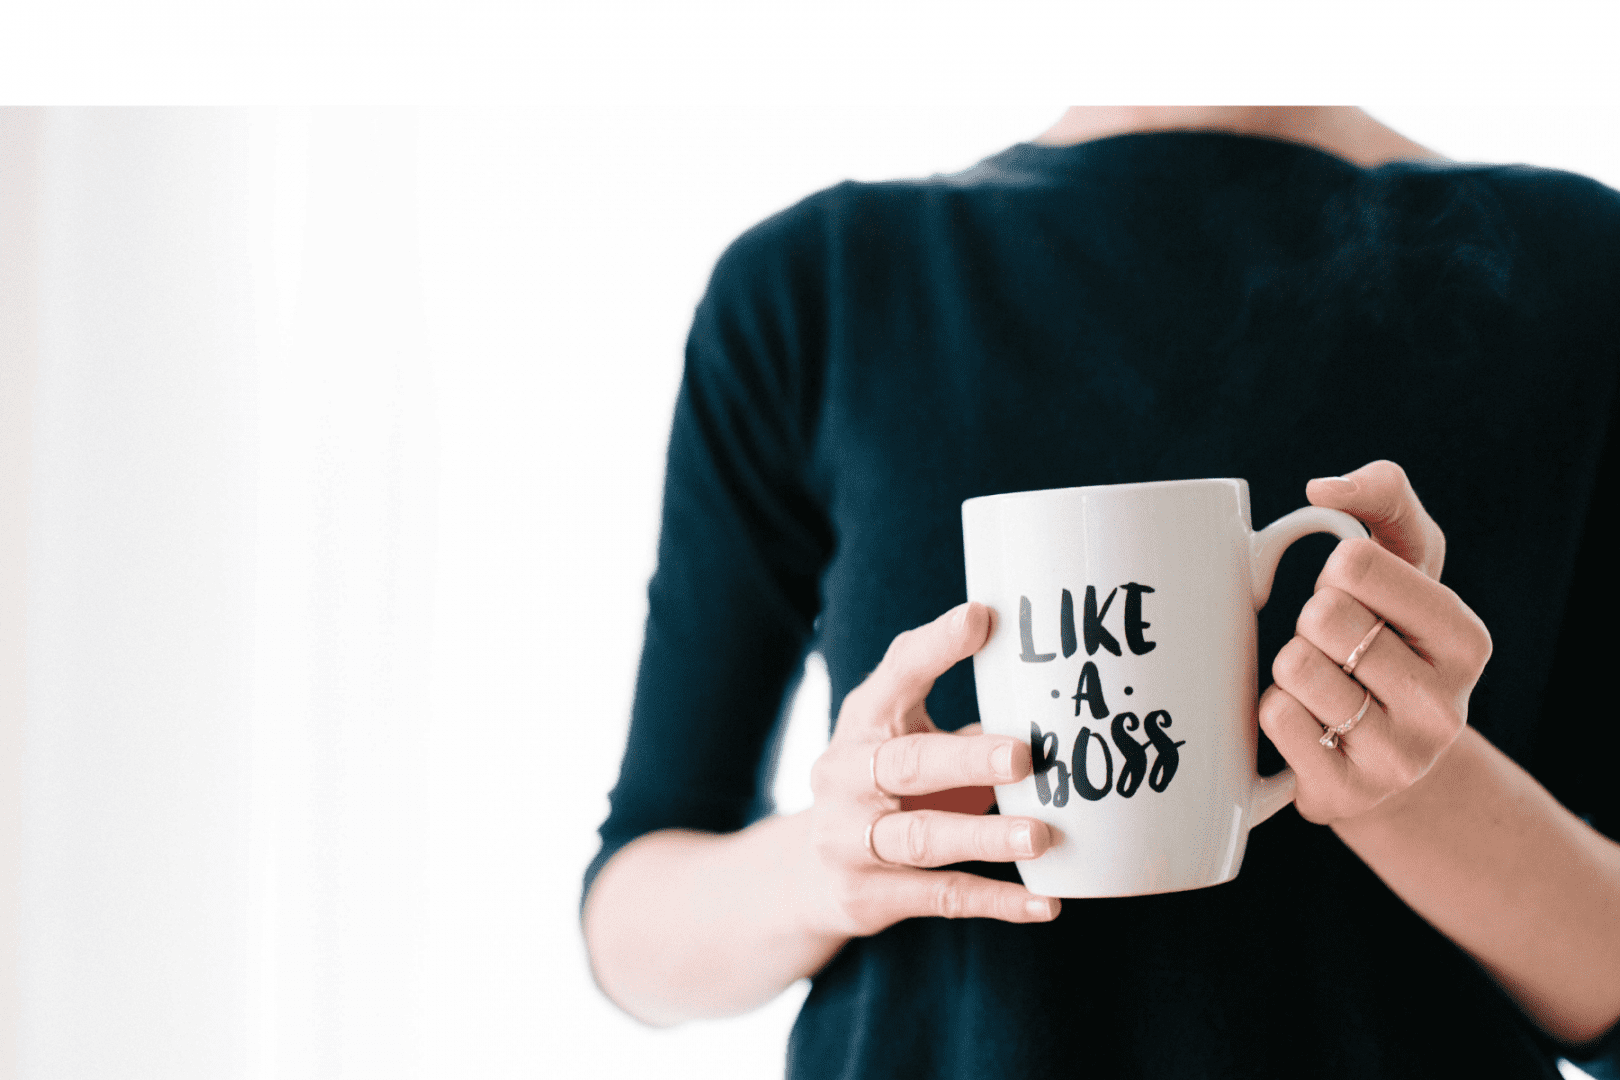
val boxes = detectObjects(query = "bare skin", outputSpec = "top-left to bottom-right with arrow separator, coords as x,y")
586,601 -> 1054,1028
584,111 -> 1620,1048
1033,106 -> 1445,168
1287,465 -> 1620,1046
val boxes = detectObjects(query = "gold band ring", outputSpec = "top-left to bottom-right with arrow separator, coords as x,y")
865,812 -> 899,865
870,741 -> 898,800
1341,619 -> 1386,675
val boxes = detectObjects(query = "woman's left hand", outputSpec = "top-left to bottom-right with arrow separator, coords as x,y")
1259,460 -> 1494,824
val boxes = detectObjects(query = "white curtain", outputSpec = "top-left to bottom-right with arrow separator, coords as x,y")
0,104 -> 843,1080
247,108 -> 437,1077
7,109 -> 260,1078
1,107 -> 439,1078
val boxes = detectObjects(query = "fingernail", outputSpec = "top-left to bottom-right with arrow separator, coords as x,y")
992,742 -> 1016,782
1025,897 -> 1057,920
1010,823 -> 1033,857
952,603 -> 970,631
1310,476 -> 1358,495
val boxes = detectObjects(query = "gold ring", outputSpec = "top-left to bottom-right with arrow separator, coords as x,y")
870,741 -> 898,799
1320,688 -> 1373,750
865,812 -> 899,865
1341,619 -> 1386,675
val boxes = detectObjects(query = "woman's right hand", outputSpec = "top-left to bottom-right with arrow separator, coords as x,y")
799,601 -> 1062,938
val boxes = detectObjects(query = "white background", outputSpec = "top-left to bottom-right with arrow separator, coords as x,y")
2,6 -> 1619,1079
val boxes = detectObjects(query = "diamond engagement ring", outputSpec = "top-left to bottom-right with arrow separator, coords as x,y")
1320,688 -> 1372,749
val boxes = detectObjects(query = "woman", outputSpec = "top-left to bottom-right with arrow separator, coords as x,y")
582,107 -> 1620,1078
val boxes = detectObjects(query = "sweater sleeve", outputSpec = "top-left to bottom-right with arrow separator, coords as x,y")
582,199 -> 835,907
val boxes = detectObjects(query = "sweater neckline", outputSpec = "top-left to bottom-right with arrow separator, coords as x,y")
991,129 -> 1408,177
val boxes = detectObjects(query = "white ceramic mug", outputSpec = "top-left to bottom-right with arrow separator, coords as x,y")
962,478 -> 1366,898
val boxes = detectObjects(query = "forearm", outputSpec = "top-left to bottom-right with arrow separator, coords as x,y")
582,812 -> 847,1027
1333,726 -> 1620,1046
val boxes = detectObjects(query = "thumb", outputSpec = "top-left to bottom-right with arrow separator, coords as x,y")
1306,460 -> 1445,580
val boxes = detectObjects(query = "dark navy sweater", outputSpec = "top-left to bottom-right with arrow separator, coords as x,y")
587,133 -> 1620,1079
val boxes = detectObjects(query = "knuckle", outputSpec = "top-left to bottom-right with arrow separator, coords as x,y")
1436,701 -> 1468,743
903,813 -> 932,865
1424,523 -> 1448,576
1462,612 -> 1493,670
1271,637 -> 1315,687
838,683 -> 873,723
891,736 -> 926,789
1296,587 -> 1354,640
1400,672 -> 1466,747
808,752 -> 839,798
1257,692 -> 1284,731
932,877 -> 967,920
1326,537 -> 1382,589
1365,460 -> 1411,515
1439,716 -> 1467,757
969,820 -> 1000,862
881,627 -> 919,670
1370,458 -> 1405,478
1257,686 -> 1296,734
1368,458 -> 1410,491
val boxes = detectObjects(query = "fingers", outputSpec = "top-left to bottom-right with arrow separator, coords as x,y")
808,603 -> 1064,936
1263,502 -> 1491,825
882,869 -> 1060,923
1313,540 -> 1492,673
1306,460 -> 1445,579
870,810 -> 1052,867
844,603 -> 992,737
1295,587 -> 1397,675
811,802 -> 1060,933
1267,574 -> 1479,821
1294,586 -> 1439,711
874,731 -> 1030,796
1262,674 -> 1444,823
1271,635 -> 1454,790
825,862 -> 1060,930
1258,684 -> 1361,822
813,730 -> 1027,806
900,716 -> 997,814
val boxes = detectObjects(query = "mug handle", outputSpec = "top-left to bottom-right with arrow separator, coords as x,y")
1245,505 -> 1370,826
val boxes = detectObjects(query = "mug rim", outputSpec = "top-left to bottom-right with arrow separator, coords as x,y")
962,476 -> 1248,511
